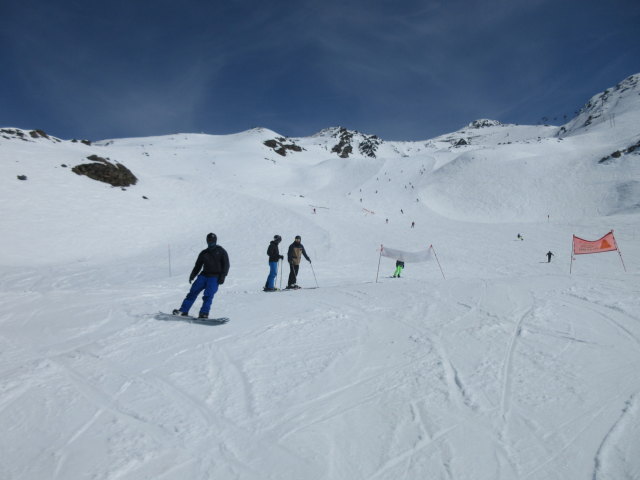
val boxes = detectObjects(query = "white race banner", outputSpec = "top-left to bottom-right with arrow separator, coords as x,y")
380,246 -> 433,263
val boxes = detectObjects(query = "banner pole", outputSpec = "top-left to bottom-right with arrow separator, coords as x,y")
569,237 -> 574,274
617,249 -> 627,272
612,231 -> 627,272
431,245 -> 446,280
376,244 -> 383,283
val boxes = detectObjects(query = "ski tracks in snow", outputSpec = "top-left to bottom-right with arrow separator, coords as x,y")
4,271 -> 640,479
592,393 -> 640,480
499,305 -> 534,421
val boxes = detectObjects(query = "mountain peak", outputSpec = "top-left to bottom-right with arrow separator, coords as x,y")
467,119 -> 503,129
560,73 -> 640,136
311,127 -> 383,158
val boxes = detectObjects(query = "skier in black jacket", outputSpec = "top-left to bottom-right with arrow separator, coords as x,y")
264,235 -> 284,291
173,233 -> 230,318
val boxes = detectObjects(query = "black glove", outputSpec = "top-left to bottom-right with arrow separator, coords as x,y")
189,276 -> 194,284
218,275 -> 225,285
279,255 -> 284,260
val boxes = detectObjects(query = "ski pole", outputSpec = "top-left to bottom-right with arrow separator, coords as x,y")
310,261 -> 319,288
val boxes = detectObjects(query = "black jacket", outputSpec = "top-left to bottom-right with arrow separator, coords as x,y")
267,241 -> 283,262
190,245 -> 230,283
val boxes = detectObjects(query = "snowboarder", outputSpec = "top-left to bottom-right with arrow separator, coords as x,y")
264,235 -> 284,291
546,251 -> 554,263
173,233 -> 230,319
392,260 -> 405,278
287,235 -> 311,289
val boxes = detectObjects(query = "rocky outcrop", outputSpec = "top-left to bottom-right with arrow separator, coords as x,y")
327,127 -> 382,158
468,119 -> 503,129
599,139 -> 640,164
263,138 -> 303,156
1,128 -> 61,143
72,155 -> 137,187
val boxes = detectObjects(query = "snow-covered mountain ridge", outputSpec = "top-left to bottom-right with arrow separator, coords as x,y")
560,73 -> 640,136
3,74 -> 639,230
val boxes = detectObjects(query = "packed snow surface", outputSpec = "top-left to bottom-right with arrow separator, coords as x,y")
1,75 -> 640,479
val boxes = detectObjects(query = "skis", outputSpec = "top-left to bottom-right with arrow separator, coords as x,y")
263,286 -> 318,292
156,312 -> 230,325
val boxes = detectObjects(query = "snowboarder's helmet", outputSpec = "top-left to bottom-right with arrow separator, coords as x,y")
206,233 -> 217,244
295,235 -> 301,241
274,235 -> 282,242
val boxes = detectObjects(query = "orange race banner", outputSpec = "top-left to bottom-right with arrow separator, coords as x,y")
572,231 -> 618,255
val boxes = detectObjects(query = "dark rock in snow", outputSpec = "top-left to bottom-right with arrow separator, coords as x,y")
72,155 -> 137,187
263,138 -> 303,156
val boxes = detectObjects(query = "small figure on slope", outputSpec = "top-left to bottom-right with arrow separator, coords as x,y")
546,251 -> 554,263
264,235 -> 284,292
173,233 -> 230,319
517,233 -> 524,241
287,235 -> 311,289
392,260 -> 405,278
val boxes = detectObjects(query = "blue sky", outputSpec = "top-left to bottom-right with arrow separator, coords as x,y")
1,0 -> 638,141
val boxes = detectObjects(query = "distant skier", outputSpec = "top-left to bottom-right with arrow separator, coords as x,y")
411,221 -> 415,228
173,233 -> 230,319
264,235 -> 284,292
386,218 -> 389,224
287,235 -> 311,289
546,251 -> 554,263
392,260 -> 405,278
517,233 -> 524,241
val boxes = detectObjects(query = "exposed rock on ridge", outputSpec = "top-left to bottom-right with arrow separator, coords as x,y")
72,155 -> 137,187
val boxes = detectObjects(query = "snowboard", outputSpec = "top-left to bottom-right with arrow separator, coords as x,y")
155,312 -> 230,325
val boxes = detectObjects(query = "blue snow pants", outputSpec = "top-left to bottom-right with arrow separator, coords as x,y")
179,275 -> 219,316
266,261 -> 278,289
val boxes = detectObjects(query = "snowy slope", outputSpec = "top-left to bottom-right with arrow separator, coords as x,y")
1,74 -> 640,480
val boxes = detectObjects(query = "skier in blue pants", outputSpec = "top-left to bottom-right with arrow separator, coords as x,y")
264,235 -> 284,291
173,233 -> 230,319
